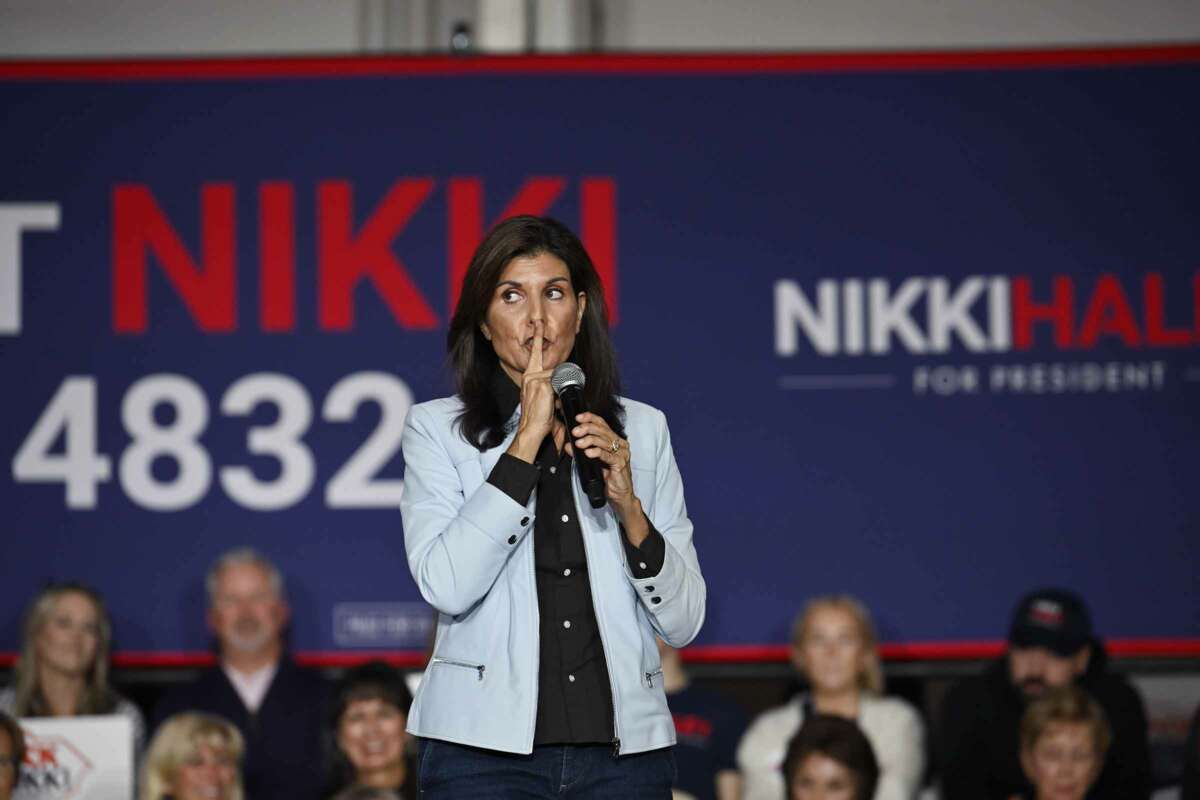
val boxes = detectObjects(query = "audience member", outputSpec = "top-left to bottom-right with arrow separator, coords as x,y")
325,661 -> 415,800
152,547 -> 327,800
1183,701 -> 1200,800
0,711 -> 25,800
141,712 -> 243,800
937,587 -> 1150,799
784,714 -> 880,800
331,788 -> 402,800
0,582 -> 145,752
658,638 -> 747,800
1017,685 -> 1110,800
737,595 -> 924,800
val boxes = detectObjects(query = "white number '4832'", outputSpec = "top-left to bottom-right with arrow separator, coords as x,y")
11,371 -> 413,511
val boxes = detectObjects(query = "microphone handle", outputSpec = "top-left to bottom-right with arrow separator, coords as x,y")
558,385 -> 608,509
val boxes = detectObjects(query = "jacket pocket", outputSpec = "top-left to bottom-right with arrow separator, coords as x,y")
429,656 -> 486,682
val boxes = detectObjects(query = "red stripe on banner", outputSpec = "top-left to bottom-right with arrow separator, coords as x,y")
677,642 -> 1010,663
1,45 -> 1200,82
679,638 -> 1200,663
2,638 -> 1199,669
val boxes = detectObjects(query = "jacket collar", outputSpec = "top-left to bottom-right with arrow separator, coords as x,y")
493,368 -> 522,429
479,370 -> 523,479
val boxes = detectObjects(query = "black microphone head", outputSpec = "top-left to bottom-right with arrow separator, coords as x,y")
551,362 -> 586,397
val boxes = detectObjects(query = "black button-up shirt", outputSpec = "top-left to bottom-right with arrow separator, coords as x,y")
486,373 -> 665,745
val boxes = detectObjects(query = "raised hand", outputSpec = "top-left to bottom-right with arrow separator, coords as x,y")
507,320 -> 557,464
570,412 -> 649,545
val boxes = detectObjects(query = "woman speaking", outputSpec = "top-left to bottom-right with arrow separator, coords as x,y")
400,215 -> 706,798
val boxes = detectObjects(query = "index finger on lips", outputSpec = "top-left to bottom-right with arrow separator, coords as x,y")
527,319 -> 544,374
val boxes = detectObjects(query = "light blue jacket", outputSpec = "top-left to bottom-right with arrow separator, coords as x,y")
400,395 -> 706,754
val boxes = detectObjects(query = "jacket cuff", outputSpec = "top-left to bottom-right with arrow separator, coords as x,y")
460,481 -> 536,551
624,522 -> 686,613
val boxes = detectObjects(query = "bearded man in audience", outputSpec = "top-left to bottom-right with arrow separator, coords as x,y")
937,587 -> 1150,799
152,547 -> 327,800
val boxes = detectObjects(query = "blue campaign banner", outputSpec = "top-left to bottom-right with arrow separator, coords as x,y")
2,50 -> 1198,663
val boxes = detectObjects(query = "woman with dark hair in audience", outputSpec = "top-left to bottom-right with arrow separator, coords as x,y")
784,714 -> 880,800
141,712 -> 244,800
738,595 -> 923,800
1184,702 -> 1200,800
0,582 -> 145,752
1018,685 -> 1111,800
325,661 -> 415,799
330,788 -> 402,800
0,711 -> 25,800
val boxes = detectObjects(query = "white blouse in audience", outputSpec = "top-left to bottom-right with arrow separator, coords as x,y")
736,693 -> 924,800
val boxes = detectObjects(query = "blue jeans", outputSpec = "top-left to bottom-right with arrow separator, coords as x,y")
417,739 -> 675,799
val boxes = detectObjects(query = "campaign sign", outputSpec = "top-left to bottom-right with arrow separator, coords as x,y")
15,716 -> 133,800
1,51 -> 1198,661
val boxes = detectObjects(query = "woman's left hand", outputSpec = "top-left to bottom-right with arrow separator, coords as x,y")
569,412 -> 648,543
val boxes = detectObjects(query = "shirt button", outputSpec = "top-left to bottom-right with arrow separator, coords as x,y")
651,597 -> 662,605
563,568 -> 571,577
561,514 -> 570,523
549,466 -> 557,474
507,535 -> 517,545
563,620 -> 572,629
568,674 -> 576,682
644,586 -> 655,593
520,517 -> 530,526
638,562 -> 647,570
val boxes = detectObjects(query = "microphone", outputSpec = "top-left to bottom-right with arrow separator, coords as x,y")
551,362 -> 607,509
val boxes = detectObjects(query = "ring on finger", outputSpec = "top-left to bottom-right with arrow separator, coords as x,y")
609,439 -> 621,454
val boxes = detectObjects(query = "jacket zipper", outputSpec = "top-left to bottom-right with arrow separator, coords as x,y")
644,668 -> 664,689
527,495 -> 541,751
571,462 -> 624,758
429,656 -> 485,681
502,411 -> 542,753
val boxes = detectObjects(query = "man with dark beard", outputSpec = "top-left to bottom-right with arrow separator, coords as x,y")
152,548 -> 327,800
937,588 -> 1150,800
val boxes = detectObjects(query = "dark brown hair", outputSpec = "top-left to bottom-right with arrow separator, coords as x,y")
784,715 -> 880,800
0,711 -> 25,786
324,662 -> 414,797
447,215 -> 624,450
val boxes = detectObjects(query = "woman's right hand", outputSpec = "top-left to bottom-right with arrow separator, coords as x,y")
507,320 -> 556,463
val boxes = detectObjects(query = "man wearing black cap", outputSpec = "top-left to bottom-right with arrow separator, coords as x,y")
937,588 -> 1151,799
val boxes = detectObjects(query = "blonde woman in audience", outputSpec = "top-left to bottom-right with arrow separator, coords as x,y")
736,596 -> 924,800
0,582 -> 145,752
1019,686 -> 1110,800
141,712 -> 244,800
